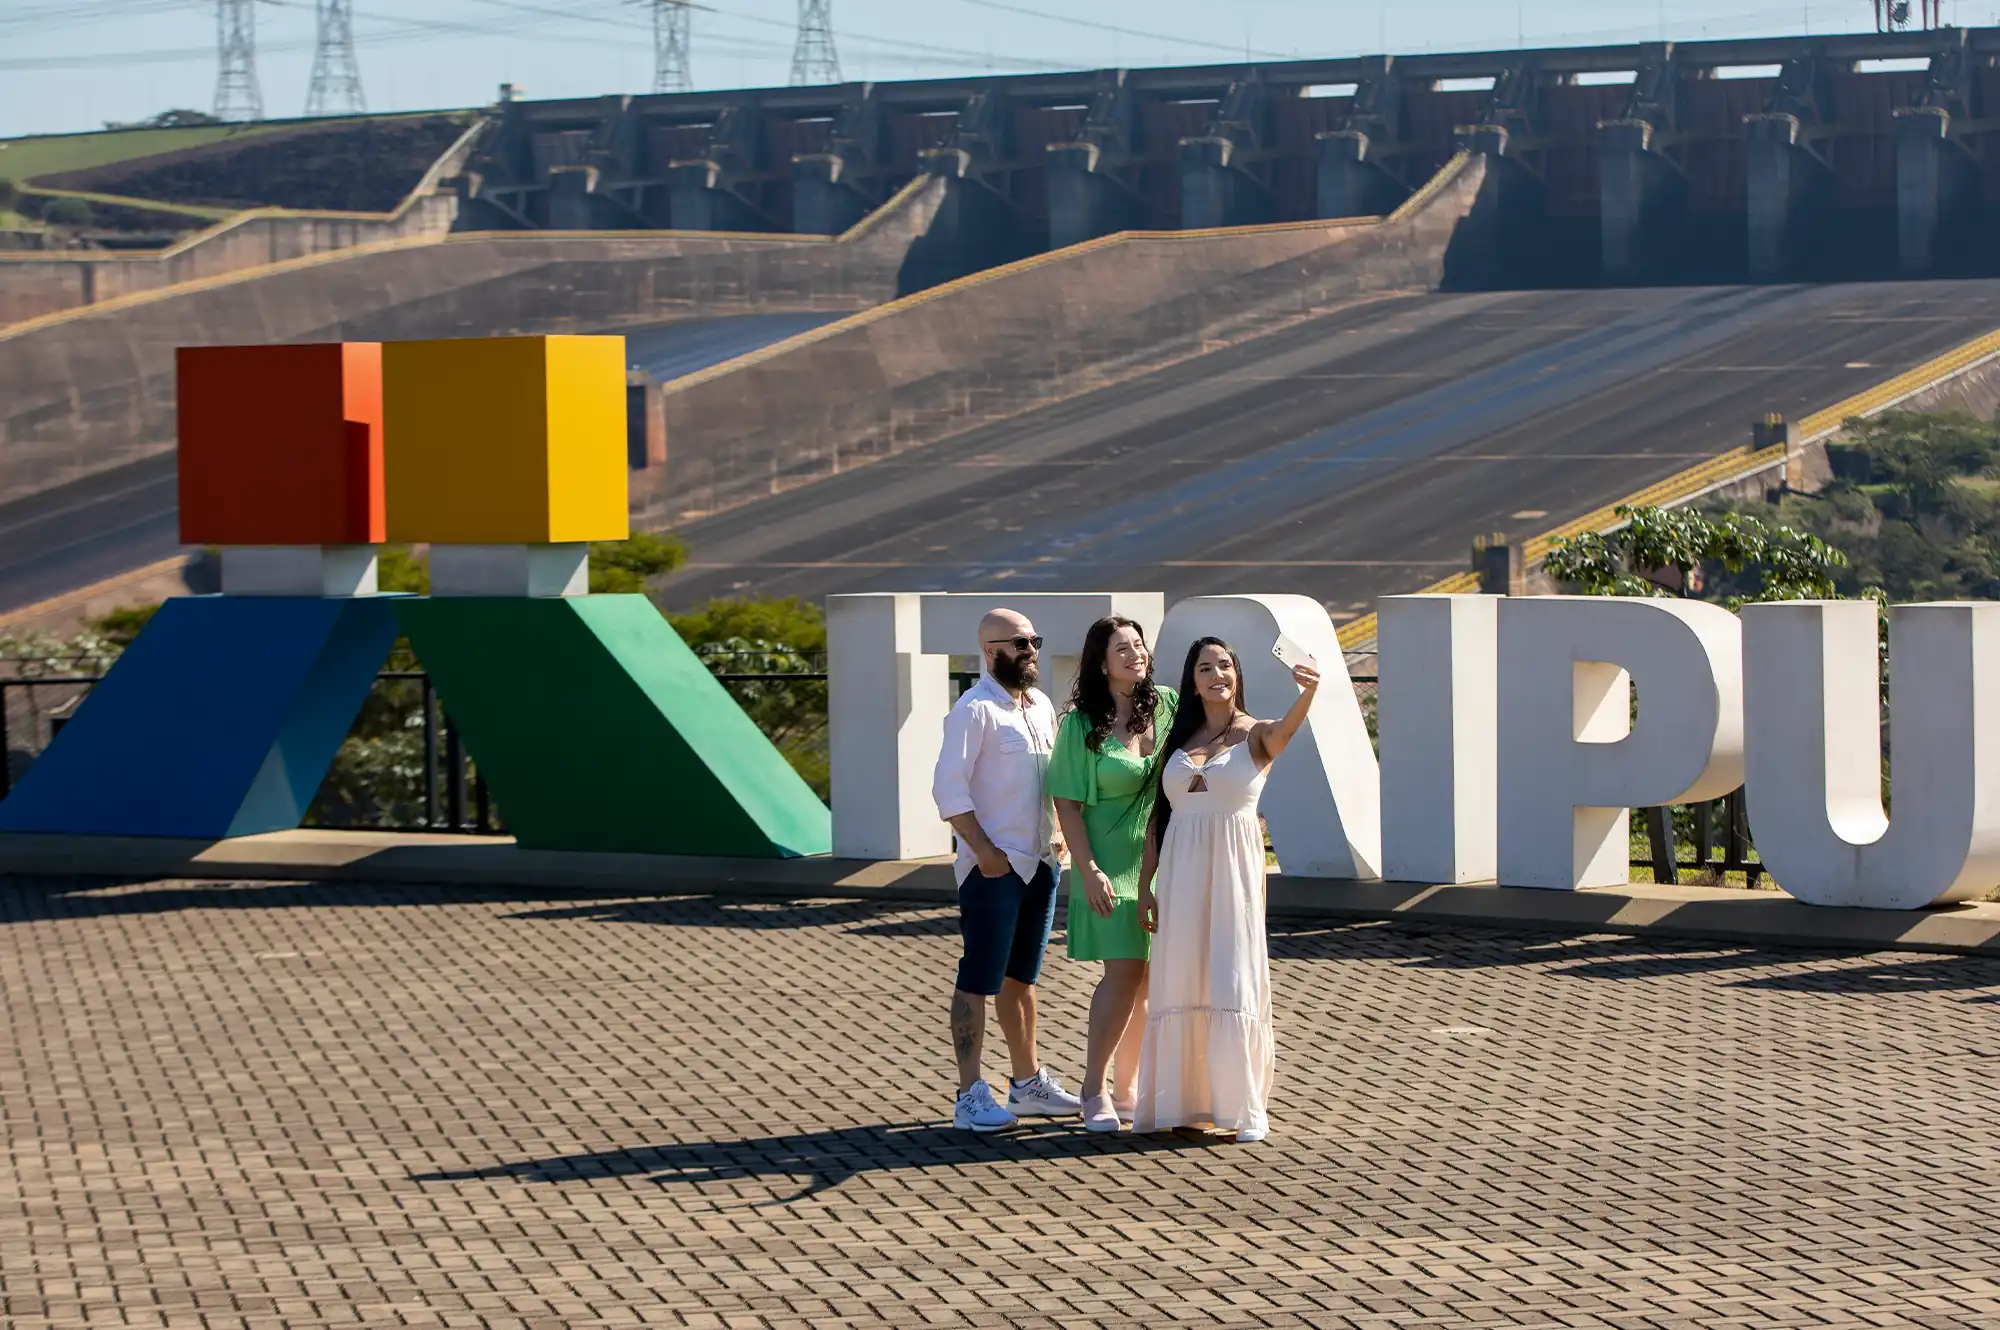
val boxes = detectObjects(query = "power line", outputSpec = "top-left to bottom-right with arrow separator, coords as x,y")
653,0 -> 693,92
946,0 -> 1295,59
790,0 -> 842,84
213,0 -> 263,122
305,0 -> 366,116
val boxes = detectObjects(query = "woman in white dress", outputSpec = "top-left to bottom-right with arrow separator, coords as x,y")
1134,636 -> 1320,1143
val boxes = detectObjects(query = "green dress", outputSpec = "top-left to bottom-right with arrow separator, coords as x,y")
1048,687 -> 1178,962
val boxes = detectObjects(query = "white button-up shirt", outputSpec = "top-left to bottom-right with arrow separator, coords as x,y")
932,674 -> 1059,886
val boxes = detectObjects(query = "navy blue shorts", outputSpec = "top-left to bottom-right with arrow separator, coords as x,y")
955,862 -> 1057,996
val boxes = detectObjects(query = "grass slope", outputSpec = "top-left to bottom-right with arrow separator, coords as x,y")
0,124 -> 282,183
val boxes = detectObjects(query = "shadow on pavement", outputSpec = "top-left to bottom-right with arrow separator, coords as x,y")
413,1120 -> 1214,1203
506,895 -> 961,937
11,875 -> 2000,1000
0,876 -> 951,937
1268,917 -> 2000,999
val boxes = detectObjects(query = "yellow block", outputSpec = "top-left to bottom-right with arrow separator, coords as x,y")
383,335 -> 630,543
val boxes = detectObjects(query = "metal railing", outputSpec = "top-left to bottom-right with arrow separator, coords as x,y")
0,659 -> 1763,878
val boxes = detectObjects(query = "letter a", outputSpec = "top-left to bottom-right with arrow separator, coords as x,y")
1156,595 -> 1380,879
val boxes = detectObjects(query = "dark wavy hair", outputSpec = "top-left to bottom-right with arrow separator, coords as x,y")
1148,636 -> 1247,847
1065,614 -> 1161,754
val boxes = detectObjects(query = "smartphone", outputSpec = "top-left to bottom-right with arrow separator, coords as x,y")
1271,633 -> 1317,674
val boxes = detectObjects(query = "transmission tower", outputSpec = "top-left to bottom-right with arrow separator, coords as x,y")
306,0 -> 366,116
789,0 -> 842,86
652,1 -> 692,93
1874,0 -> 1941,28
213,0 -> 263,122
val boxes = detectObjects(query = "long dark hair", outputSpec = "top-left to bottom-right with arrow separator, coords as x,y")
1148,636 -> 1247,846
1066,614 -> 1160,754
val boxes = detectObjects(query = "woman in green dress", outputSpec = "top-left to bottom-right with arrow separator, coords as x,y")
1049,614 -> 1177,1133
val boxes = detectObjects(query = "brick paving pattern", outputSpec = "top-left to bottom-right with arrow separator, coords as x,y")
4,878 -> 2000,1328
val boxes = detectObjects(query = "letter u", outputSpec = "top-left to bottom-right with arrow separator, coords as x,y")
1742,600 -> 2000,909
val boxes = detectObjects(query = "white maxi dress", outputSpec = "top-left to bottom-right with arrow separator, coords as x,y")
1134,740 -> 1273,1136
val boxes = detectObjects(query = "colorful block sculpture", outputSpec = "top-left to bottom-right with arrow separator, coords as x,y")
0,597 -> 400,838
396,595 -> 832,857
178,343 -> 384,545
6,330 -> 829,857
383,336 -> 629,544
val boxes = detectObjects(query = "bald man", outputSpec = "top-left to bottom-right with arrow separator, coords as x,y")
931,608 -> 1081,1131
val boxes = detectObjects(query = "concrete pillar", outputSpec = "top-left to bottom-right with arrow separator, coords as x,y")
792,154 -> 872,236
1473,534 -> 1525,596
1046,143 -> 1138,249
221,546 -> 379,597
1179,136 -> 1272,229
429,544 -> 589,598
1314,130 -> 1408,219
1597,119 -> 1687,282
546,165 -> 601,231
1442,126 -> 1546,288
1745,114 -> 1829,281
897,169 -> 1022,293
626,377 -> 666,471
1895,106 -> 1978,276
667,160 -> 759,233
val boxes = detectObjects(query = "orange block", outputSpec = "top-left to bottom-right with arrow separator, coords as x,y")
177,343 -> 384,546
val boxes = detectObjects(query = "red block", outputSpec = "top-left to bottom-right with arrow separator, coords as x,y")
177,343 -> 384,546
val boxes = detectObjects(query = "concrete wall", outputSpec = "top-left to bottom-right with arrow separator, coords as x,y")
0,197 -> 461,326
0,119 -> 488,327
0,176 -> 947,504
644,153 -> 1489,525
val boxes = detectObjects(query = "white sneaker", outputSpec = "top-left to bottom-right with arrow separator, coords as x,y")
954,1080 -> 1018,1133
1236,1114 -> 1270,1144
1082,1093 -> 1121,1133
1007,1068 -> 1083,1118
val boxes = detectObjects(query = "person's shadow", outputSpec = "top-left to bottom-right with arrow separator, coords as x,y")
414,1120 -> 1214,1204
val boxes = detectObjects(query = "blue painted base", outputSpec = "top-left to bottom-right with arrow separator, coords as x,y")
0,596 -> 399,838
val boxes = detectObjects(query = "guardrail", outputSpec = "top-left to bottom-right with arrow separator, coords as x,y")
0,657 -> 1758,879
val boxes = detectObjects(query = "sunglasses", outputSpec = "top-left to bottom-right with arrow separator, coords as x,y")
984,635 -> 1043,652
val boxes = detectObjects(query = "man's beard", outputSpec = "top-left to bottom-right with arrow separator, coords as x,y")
992,651 -> 1039,691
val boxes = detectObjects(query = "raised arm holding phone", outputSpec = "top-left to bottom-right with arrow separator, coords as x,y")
1131,634 -> 1320,1144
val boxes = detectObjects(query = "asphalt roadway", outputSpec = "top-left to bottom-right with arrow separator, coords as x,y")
658,280 -> 2000,620
10,284 -> 2000,620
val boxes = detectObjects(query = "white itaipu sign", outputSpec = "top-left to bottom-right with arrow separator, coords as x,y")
826,592 -> 2000,912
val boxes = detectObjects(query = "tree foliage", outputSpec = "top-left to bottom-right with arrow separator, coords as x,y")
1723,409 -> 2000,603
105,109 -> 224,130
589,531 -> 686,593
1543,505 -> 1849,606
43,196 -> 93,227
668,596 -> 829,798
666,595 -> 825,653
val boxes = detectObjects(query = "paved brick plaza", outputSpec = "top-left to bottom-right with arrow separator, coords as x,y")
4,879 -> 2000,1328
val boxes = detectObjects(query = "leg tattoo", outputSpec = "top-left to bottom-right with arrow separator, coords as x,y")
950,989 -> 983,1092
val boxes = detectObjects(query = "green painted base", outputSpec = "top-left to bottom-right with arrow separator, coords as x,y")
396,595 -> 831,858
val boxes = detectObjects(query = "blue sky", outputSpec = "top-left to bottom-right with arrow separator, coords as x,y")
1,0 -> 1995,139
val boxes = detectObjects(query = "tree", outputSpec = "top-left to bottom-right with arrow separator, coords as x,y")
667,595 -> 825,653
589,530 -> 685,593
44,197 -> 93,228
104,109 -> 224,130
668,596 -> 829,798
1729,409 -> 2000,603
1543,505 -> 1849,605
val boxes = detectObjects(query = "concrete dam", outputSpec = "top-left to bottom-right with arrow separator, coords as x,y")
9,27 -> 2000,623
471,26 -> 2000,285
